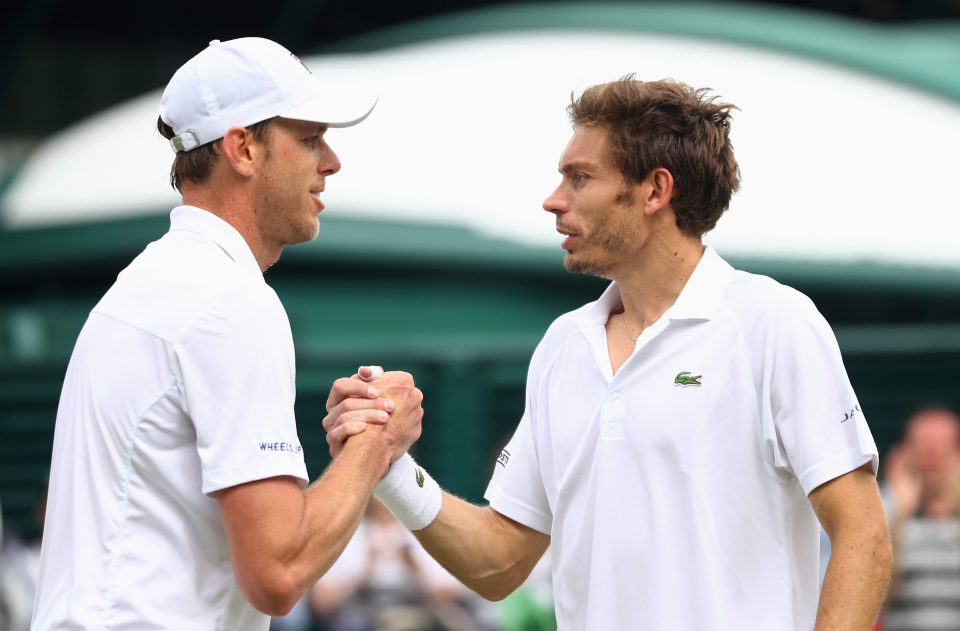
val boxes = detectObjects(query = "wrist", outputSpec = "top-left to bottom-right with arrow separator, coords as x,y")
374,453 -> 442,530
340,428 -> 395,479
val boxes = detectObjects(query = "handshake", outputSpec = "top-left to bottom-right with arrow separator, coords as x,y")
323,365 -> 442,532
322,365 -> 425,475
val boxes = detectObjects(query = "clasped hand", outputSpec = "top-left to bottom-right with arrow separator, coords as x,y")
323,365 -> 424,465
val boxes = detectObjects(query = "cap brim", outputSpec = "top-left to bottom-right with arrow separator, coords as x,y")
278,94 -> 378,128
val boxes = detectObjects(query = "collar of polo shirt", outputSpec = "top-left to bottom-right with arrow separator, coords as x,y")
581,246 -> 735,329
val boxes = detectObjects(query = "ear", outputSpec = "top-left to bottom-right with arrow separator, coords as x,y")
643,167 -> 675,216
220,126 -> 266,177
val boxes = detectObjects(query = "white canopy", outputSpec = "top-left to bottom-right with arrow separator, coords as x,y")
4,30 -> 959,268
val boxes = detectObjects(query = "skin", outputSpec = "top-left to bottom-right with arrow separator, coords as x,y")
183,117 -> 340,271
328,125 -> 891,627
810,465 -> 892,631
181,120 -> 425,616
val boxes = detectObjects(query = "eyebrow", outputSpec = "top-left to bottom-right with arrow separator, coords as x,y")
559,160 -> 597,174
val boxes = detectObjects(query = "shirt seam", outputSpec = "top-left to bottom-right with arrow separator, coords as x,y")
96,376 -> 180,629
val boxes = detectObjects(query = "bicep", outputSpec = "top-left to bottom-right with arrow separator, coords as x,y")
215,476 -> 306,592
809,464 -> 886,541
490,506 -> 551,565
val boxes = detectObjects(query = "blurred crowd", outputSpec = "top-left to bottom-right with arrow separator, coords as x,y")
0,491 -> 554,631
269,499 -> 554,631
880,407 -> 960,631
3,406 -> 960,630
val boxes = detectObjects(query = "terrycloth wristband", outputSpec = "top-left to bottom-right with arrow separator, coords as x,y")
374,453 -> 442,530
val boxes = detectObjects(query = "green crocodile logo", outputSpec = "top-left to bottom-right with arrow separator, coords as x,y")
415,467 -> 425,488
674,371 -> 702,387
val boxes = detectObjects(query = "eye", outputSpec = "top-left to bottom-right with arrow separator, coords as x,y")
571,173 -> 588,186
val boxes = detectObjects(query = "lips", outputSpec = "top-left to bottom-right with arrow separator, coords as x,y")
310,188 -> 325,211
557,225 -> 580,250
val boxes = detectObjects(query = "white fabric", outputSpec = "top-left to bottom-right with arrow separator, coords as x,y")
160,37 -> 375,152
485,246 -> 878,631
32,205 -> 308,631
374,453 -> 443,530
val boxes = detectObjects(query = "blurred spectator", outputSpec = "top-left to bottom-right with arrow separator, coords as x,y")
0,487 -> 46,630
310,499 -> 491,631
883,407 -> 960,631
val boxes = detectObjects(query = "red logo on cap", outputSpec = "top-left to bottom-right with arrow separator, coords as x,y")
290,53 -> 312,74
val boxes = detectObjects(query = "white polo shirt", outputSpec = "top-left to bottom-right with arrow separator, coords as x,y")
485,247 -> 877,631
33,206 -> 309,631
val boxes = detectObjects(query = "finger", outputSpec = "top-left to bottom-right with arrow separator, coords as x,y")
322,398 -> 394,432
323,409 -> 389,433
327,421 -> 371,445
357,365 -> 385,382
326,376 -> 380,412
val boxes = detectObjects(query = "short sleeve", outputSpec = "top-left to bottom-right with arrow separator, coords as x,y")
175,283 -> 309,495
769,290 -> 878,495
485,342 -> 554,535
485,410 -> 552,534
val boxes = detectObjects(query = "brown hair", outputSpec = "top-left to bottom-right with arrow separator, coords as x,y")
568,76 -> 741,236
156,117 -> 275,193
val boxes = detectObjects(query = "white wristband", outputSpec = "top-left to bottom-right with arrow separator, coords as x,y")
374,453 -> 442,530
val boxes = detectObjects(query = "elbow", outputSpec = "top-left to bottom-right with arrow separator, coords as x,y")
464,572 -> 525,602
238,567 -> 307,617
474,584 -> 517,602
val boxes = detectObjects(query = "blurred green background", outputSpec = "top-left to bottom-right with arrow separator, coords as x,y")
2,0 -> 960,543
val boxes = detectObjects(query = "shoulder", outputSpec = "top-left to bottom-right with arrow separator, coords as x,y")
526,300 -> 594,379
96,232 -> 282,343
541,308 -> 582,346
538,299 -> 594,352
722,269 -> 824,329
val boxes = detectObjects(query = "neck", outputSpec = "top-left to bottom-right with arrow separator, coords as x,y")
614,232 -> 704,329
181,187 -> 280,272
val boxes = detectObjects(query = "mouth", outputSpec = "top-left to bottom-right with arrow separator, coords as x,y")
310,188 -> 325,212
557,225 -> 579,251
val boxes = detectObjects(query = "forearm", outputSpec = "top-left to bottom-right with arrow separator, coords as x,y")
412,494 -> 549,601
814,524 -> 892,631
293,434 -> 393,580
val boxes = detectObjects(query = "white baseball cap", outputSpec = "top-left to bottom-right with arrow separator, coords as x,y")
159,37 -> 375,153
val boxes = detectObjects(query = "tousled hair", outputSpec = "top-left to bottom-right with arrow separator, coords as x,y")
568,76 -> 741,236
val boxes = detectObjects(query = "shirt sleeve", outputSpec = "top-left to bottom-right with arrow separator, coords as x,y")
175,282 -> 309,495
484,339 -> 554,535
768,288 -> 878,495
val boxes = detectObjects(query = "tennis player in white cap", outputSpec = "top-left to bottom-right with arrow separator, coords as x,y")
31,38 -> 423,630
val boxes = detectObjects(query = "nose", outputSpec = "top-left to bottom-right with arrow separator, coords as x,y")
543,184 -> 568,216
319,142 -> 341,177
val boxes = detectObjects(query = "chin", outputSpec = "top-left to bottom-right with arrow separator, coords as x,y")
297,217 -> 321,243
565,255 -> 611,279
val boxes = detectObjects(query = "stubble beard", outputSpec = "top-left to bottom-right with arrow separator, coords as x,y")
564,229 -> 627,278
565,190 -> 638,278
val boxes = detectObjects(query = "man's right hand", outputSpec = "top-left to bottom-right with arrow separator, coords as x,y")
323,369 -> 424,465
